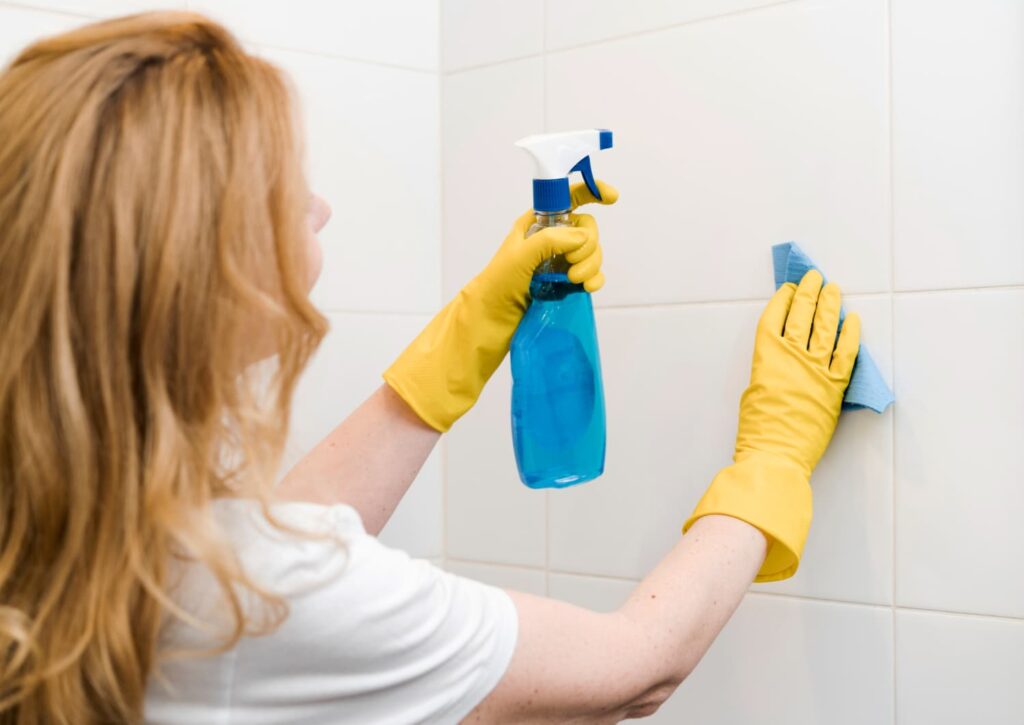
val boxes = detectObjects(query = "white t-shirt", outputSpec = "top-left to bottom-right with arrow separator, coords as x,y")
145,499 -> 518,724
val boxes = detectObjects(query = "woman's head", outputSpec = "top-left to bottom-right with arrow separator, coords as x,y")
0,12 -> 326,722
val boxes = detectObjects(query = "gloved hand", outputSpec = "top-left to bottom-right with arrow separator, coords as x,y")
384,181 -> 619,432
684,270 -> 861,581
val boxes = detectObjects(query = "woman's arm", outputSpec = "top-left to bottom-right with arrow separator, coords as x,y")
275,384 -> 439,535
277,184 -> 616,531
470,272 -> 861,722
467,515 -> 766,723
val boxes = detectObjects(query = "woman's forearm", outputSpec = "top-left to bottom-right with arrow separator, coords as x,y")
276,384 -> 440,534
471,514 -> 766,722
619,514 -> 767,683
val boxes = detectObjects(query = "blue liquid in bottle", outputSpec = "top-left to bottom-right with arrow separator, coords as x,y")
510,271 -> 606,489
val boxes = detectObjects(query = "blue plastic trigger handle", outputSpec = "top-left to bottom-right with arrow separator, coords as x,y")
569,156 -> 601,201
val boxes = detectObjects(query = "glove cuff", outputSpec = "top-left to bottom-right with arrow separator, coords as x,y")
683,456 -> 812,582
383,286 -> 514,433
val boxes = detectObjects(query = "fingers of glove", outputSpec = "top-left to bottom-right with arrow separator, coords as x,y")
565,214 -> 598,263
525,225 -> 589,264
809,282 -> 842,364
569,180 -> 620,210
568,244 -> 603,284
583,271 -> 605,293
511,208 -> 539,238
758,283 -> 797,336
783,270 -> 824,348
830,312 -> 861,379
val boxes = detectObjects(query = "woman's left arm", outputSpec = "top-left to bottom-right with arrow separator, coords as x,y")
276,384 -> 439,535
278,182 -> 616,531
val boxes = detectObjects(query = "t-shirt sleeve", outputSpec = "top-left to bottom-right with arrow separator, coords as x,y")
219,500 -> 519,724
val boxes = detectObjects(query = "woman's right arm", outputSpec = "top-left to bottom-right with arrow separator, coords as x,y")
468,515 -> 766,723
469,271 -> 861,723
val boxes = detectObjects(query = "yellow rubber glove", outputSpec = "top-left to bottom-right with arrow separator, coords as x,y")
684,270 -> 861,581
384,181 -> 619,432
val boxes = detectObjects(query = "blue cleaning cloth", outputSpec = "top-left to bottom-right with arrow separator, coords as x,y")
772,242 -> 894,414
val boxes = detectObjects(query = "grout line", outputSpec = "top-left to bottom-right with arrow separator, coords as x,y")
437,0 -> 449,572
893,605 -> 1024,626
587,283 -> 1023,314
885,0 -> 899,720
446,558 -> 1024,625
594,293 -> 884,313
0,1 -> 98,20
541,0 -> 549,136
891,282 -> 1024,296
436,0 -> 444,75
314,281 -> 1024,321
543,0 -> 805,57
543,493 -> 550,596
447,558 -> 551,574
444,0 -> 806,77
541,0 -> 550,597
443,51 -> 544,76
0,1 -> 436,75
745,590 -> 891,612
253,40 -> 437,74
435,0 -> 445,309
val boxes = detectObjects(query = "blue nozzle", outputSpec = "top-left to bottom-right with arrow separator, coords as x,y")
569,156 -> 601,201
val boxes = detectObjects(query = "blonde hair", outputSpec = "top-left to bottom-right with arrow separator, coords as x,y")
0,12 -> 327,723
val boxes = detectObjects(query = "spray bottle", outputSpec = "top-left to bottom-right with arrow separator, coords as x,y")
510,129 -> 614,489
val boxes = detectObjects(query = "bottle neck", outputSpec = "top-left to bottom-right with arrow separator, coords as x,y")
534,210 -> 571,226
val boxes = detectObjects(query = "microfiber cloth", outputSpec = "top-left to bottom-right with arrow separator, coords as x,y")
772,242 -> 894,414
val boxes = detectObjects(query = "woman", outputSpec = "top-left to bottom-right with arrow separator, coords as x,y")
0,13 -> 860,724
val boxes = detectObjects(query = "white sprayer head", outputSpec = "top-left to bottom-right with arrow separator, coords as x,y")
515,128 -> 613,212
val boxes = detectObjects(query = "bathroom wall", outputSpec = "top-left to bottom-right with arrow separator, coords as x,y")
441,1 -> 1023,723
0,0 -> 445,560
3,2 -> 1022,723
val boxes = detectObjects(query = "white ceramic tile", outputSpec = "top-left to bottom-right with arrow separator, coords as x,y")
547,573 -> 633,612
550,297 -> 892,602
445,360 -> 548,567
892,0 -> 1024,290
897,610 -> 1024,725
260,47 -> 440,314
548,303 -> 756,579
894,290 -> 1024,618
754,296 -> 894,604
189,0 -> 439,70
551,581 -> 894,724
446,561 -> 547,595
7,0 -> 184,17
282,313 -> 442,558
442,0 -> 543,71
546,0 -> 890,306
545,0 -> 787,50
653,595 -> 893,724
284,313 -> 430,462
442,58 -> 543,299
0,6 -> 83,66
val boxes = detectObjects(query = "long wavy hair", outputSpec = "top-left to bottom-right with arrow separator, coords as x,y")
0,12 -> 327,723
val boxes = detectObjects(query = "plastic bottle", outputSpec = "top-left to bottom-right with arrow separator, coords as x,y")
510,129 -> 613,489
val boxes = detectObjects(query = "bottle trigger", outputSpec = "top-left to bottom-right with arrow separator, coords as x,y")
569,156 -> 601,201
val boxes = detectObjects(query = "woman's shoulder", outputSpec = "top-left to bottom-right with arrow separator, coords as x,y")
212,497 -> 367,540
206,497 -> 372,595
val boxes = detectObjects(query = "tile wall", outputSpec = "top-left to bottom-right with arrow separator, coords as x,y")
441,1 -> 1023,722
3,1 -> 1021,721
